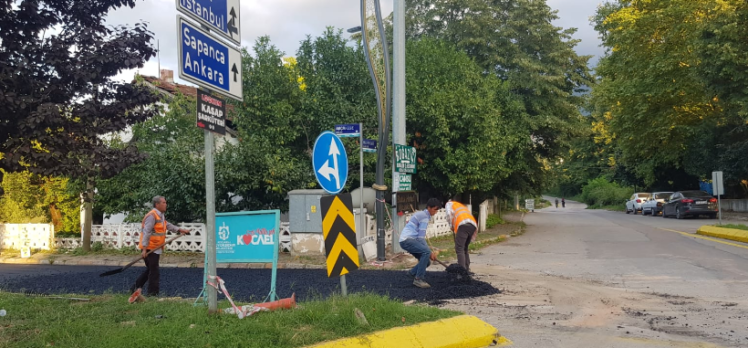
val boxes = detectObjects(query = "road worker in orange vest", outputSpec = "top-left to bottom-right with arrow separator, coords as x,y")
445,199 -> 478,274
129,195 -> 190,302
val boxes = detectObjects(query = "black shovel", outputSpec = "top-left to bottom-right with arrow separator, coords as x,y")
99,234 -> 185,277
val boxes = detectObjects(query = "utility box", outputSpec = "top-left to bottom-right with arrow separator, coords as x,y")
288,189 -> 330,233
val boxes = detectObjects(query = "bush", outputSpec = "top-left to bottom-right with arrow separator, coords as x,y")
485,214 -> 504,229
91,241 -> 104,252
579,177 -> 633,208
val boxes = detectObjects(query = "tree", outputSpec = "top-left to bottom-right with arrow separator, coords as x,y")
96,92 -> 206,223
404,38 -> 521,198
0,170 -> 80,233
405,0 -> 594,169
1,0 -> 161,249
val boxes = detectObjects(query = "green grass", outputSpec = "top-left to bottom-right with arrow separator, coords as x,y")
0,292 -> 460,348
715,224 -> 748,231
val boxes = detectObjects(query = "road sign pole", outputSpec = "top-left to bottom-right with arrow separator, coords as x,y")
718,172 -> 722,225
205,128 -> 217,313
359,122 -> 365,251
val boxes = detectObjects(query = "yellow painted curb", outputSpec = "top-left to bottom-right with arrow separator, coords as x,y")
306,315 -> 511,348
697,225 -> 748,244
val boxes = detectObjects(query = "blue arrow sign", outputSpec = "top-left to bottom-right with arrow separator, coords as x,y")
362,139 -> 377,153
177,16 -> 243,101
313,131 -> 349,195
177,0 -> 241,46
334,124 -> 360,138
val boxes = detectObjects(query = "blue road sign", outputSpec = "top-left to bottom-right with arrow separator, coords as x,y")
313,131 -> 349,195
177,0 -> 241,46
177,16 -> 243,101
334,124 -> 361,138
363,139 -> 377,153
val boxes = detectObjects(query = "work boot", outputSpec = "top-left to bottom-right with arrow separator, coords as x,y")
413,278 -> 431,288
128,288 -> 142,304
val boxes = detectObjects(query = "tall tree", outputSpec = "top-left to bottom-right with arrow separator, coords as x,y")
1,0 -> 160,248
405,0 -> 594,192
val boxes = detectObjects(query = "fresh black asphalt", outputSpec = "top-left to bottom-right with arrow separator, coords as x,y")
0,264 -> 500,304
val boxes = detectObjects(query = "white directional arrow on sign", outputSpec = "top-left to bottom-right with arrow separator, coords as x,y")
317,138 -> 342,189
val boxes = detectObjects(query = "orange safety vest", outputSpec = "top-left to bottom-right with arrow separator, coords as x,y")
139,209 -> 167,250
451,202 -> 477,232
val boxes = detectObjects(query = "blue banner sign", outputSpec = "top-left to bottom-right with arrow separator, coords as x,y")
176,0 -> 241,46
363,139 -> 377,153
177,16 -> 243,101
334,124 -> 361,137
215,210 -> 280,263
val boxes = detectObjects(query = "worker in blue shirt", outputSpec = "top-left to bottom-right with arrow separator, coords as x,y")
399,198 -> 441,288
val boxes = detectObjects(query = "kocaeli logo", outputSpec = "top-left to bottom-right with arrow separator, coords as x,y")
237,227 -> 275,245
218,222 -> 230,241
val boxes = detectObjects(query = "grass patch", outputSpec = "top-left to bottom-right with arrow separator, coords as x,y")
715,224 -> 748,231
0,292 -> 459,348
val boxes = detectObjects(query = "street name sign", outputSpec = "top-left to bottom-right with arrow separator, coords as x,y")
334,124 -> 361,138
177,16 -> 243,100
320,193 -> 359,277
196,89 -> 226,135
176,0 -> 241,46
313,131 -> 349,195
395,144 -> 417,173
362,139 -> 376,153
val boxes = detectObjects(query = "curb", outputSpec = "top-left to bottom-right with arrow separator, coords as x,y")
696,225 -> 748,243
305,314 -> 511,348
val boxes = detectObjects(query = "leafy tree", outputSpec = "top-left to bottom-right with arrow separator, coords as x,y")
0,170 -> 80,233
405,0 -> 594,188
405,39 -> 521,198
96,92 -> 206,222
1,0 -> 161,248
0,0 -> 160,178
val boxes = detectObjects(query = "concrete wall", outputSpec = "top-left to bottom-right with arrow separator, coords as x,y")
721,199 -> 748,213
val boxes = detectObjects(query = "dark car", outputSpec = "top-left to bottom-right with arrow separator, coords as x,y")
662,190 -> 718,219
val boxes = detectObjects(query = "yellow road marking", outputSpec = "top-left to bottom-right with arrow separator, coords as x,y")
658,228 -> 748,251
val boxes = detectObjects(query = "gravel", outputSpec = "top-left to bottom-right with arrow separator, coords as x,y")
0,264 -> 500,303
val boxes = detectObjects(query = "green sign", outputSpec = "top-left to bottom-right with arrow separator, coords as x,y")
397,173 -> 412,191
395,144 -> 416,174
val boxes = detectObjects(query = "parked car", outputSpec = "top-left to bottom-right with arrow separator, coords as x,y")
641,192 -> 674,216
625,192 -> 652,214
662,190 -> 718,219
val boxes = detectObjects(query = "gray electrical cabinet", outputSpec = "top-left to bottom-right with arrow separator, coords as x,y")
288,189 -> 330,233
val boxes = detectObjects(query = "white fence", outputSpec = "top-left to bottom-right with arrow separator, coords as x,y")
2,222 -> 292,253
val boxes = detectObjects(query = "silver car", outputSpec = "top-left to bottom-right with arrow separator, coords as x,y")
625,192 -> 651,214
641,192 -> 674,216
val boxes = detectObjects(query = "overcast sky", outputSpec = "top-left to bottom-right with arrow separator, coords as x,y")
109,0 -> 606,84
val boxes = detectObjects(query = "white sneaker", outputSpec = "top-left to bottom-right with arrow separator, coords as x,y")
413,278 -> 431,288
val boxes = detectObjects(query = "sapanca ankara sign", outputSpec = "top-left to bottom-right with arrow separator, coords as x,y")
182,25 -> 228,87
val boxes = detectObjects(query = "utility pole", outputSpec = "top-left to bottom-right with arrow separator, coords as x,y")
391,0 -> 406,253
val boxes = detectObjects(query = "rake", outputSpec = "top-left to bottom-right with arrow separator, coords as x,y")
99,234 -> 186,277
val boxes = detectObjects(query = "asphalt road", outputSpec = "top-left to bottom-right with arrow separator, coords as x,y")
445,198 -> 748,347
490,198 -> 748,299
0,264 -> 498,304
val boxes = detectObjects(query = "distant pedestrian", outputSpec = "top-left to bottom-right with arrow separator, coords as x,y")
129,196 -> 189,302
445,199 -> 478,274
399,198 -> 441,289
562,197 -> 566,208
555,198 -> 559,208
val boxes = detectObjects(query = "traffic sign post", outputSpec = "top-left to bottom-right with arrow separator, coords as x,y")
177,4 -> 243,313
177,16 -> 243,101
320,193 -> 360,296
313,131 -> 349,195
177,0 -> 241,46
713,171 -> 724,224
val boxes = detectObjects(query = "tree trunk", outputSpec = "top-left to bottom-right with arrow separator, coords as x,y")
82,176 -> 94,251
